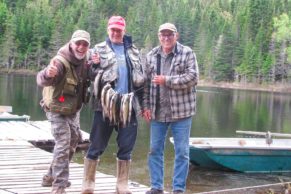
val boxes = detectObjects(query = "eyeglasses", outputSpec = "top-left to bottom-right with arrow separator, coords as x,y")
74,41 -> 89,47
159,33 -> 176,39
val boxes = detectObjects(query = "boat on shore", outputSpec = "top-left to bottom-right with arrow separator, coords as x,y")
170,131 -> 291,173
0,105 -> 89,151
0,112 -> 30,122
0,106 -> 30,122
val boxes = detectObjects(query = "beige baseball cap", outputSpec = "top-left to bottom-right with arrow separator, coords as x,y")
158,23 -> 177,32
71,30 -> 90,45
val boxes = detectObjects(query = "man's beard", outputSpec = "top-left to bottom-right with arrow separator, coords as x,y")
73,50 -> 86,60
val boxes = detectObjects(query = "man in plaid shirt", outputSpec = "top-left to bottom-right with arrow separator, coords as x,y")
142,23 -> 199,194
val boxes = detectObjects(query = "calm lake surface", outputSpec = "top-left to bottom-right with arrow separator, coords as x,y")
1,74 -> 291,193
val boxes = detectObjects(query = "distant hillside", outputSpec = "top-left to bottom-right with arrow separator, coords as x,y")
0,0 -> 290,85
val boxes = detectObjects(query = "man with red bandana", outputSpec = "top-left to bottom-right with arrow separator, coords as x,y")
37,30 -> 91,194
81,16 -> 144,194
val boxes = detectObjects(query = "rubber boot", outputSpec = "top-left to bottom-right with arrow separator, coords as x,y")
81,158 -> 99,194
116,159 -> 132,194
42,175 -> 71,187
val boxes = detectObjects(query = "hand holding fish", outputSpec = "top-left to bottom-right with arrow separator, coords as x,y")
46,59 -> 58,78
142,109 -> 151,122
152,75 -> 165,85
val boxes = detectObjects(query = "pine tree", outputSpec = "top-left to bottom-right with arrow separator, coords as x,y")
0,13 -> 17,69
0,1 -> 8,42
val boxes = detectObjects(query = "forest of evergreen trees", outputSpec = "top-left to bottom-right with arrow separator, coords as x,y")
0,0 -> 291,84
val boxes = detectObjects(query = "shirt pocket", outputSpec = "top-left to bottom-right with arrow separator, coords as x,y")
99,50 -> 117,69
102,65 -> 118,84
63,78 -> 78,96
172,63 -> 186,76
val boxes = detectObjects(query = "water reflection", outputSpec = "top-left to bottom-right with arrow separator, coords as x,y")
1,74 -> 291,193
192,87 -> 291,138
0,74 -> 45,120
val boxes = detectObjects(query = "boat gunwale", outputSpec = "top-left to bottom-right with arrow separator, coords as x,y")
187,137 -> 291,150
190,145 -> 291,150
170,137 -> 291,150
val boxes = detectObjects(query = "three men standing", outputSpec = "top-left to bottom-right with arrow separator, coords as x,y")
37,19 -> 198,194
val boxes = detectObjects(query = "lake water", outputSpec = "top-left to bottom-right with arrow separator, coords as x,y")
1,74 -> 291,193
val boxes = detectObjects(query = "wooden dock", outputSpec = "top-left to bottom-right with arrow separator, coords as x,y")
0,120 -> 89,152
0,121 -> 150,194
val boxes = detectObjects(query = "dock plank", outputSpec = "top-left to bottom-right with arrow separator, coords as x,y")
0,140 -> 149,194
0,120 -> 89,142
0,120 -> 150,194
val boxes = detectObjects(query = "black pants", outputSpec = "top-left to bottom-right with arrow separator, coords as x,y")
86,111 -> 138,160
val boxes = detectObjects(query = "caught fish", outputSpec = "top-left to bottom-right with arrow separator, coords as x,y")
101,83 -> 111,119
105,88 -> 115,119
93,70 -> 104,100
121,94 -> 130,128
127,92 -> 134,124
119,94 -> 125,126
115,93 -> 121,125
109,92 -> 118,123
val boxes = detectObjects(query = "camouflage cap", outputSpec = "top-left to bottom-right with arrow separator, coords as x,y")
71,30 -> 90,45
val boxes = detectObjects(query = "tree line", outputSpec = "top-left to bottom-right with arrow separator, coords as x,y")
0,0 -> 291,84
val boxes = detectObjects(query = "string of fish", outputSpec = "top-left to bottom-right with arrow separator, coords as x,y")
93,71 -> 136,127
100,83 -> 134,127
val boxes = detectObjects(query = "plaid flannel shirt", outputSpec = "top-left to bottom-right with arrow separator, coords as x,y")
143,42 -> 199,120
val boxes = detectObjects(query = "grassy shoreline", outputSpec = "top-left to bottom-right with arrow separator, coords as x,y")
1,68 -> 291,94
198,80 -> 291,94
0,68 -> 37,76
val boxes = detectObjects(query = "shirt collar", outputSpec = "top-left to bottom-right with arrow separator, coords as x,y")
157,45 -> 175,56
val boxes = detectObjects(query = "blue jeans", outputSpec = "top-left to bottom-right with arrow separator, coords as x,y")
148,117 -> 192,192
86,111 -> 138,160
